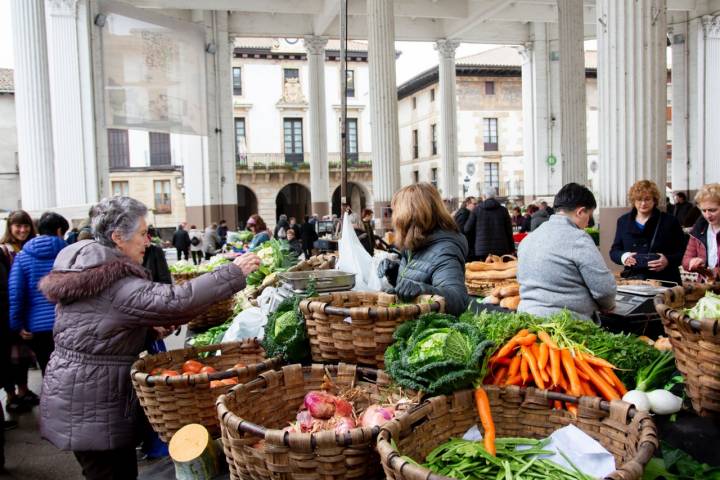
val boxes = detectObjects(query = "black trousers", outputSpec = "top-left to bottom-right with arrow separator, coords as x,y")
191,250 -> 202,265
73,448 -> 138,480
176,248 -> 189,261
26,331 -> 54,376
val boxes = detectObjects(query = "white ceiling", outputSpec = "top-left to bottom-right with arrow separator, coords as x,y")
127,0 -> 712,44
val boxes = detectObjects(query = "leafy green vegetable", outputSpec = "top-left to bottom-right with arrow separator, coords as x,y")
423,437 -> 594,480
385,314 -> 492,395
188,321 -> 233,351
169,256 -> 231,275
635,351 -> 676,392
643,442 -> 720,480
686,291 -> 720,320
261,279 -> 315,363
246,239 -> 298,286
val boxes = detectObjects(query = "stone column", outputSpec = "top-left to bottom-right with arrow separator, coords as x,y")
305,35 -> 330,217
367,0 -> 401,227
435,39 -> 460,206
46,0 -> 97,206
10,0 -> 56,211
695,16 -> 720,185
597,0 -> 667,263
669,23 -> 690,193
557,0 -> 588,185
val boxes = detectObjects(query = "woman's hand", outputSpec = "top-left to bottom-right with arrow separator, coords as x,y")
623,252 -> 637,267
688,257 -> 705,271
234,252 -> 261,276
19,328 -> 33,340
648,253 -> 669,272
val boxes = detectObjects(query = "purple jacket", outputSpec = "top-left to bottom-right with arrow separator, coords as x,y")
38,240 -> 246,451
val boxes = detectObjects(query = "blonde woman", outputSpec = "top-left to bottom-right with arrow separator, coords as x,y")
683,183 -> 720,281
377,183 -> 469,315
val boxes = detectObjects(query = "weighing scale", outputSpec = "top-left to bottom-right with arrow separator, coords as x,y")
598,282 -> 675,337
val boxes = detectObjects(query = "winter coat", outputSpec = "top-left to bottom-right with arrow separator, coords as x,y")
682,218 -> 720,279
454,207 -> 475,258
669,201 -> 701,228
0,249 -> 11,390
142,245 -> 171,284
520,214 -> 532,233
609,208 -> 685,284
189,229 -> 203,252
463,199 -> 514,260
274,220 -> 290,239
203,227 -> 221,255
249,231 -> 271,250
393,229 -> 469,316
171,229 -> 191,250
518,215 -> 616,321
217,225 -> 229,244
9,235 -> 66,333
530,209 -> 550,231
300,222 -> 318,248
38,240 -> 247,452
287,238 -> 303,257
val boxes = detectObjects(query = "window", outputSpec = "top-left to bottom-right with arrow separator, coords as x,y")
154,180 -> 171,214
149,132 -> 171,166
485,81 -> 495,95
347,118 -> 358,162
412,170 -> 419,184
483,118 -> 498,151
232,67 -> 242,95
412,97 -> 417,109
284,68 -> 299,82
283,118 -> 304,165
484,162 -> 499,191
430,88 -> 435,102
111,181 -> 129,197
431,124 -> 438,156
412,129 -> 419,159
234,117 -> 246,162
345,69 -> 355,97
107,129 -> 129,168
430,167 -> 438,188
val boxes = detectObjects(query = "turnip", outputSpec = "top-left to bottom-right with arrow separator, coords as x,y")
646,389 -> 683,415
622,390 -> 651,412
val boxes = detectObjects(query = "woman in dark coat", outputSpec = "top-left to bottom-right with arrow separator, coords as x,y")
610,180 -> 685,284
463,187 -> 514,261
300,215 -> 318,259
38,197 -> 260,480
378,183 -> 469,316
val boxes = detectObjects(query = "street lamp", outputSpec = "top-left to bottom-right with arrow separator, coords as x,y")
462,176 -> 471,197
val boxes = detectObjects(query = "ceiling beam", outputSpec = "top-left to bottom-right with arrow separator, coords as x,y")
314,0 -> 341,35
228,12 -> 314,37
445,0 -> 515,40
129,0 -> 323,14
346,0 -> 468,19
491,3 -> 597,25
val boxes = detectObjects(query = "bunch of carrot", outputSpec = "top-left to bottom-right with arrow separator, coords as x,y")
483,329 -> 628,416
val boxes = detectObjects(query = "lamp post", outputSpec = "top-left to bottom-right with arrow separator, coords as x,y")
462,175 -> 471,198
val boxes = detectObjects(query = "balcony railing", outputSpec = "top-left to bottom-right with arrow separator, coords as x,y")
237,152 -> 371,171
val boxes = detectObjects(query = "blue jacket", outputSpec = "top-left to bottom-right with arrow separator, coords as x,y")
9,235 -> 67,333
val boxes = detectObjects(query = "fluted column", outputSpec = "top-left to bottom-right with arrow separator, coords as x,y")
435,39 -> 460,205
46,0 -> 93,206
697,16 -> 720,185
557,0 -> 587,185
305,35 -> 330,216
10,0 -> 56,211
597,0 -> 667,207
367,0 -> 401,225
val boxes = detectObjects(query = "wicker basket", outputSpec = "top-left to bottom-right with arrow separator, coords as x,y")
378,386 -> 658,480
131,339 -> 279,442
172,271 -> 236,330
216,363 -> 394,480
654,284 -> 720,416
299,292 -> 445,368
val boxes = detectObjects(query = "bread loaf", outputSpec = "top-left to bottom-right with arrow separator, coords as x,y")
499,296 -> 520,310
499,284 -> 520,298
465,268 -> 517,281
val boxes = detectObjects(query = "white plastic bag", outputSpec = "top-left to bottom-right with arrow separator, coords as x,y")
221,307 -> 268,342
336,213 -> 383,292
257,287 -> 286,316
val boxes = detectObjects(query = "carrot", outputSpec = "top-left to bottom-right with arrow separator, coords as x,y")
603,367 -> 628,395
538,331 -> 559,349
575,356 -> 621,401
560,349 -> 582,396
576,368 -> 590,381
550,348 -> 561,387
493,367 -> 508,386
520,355 -> 529,384
495,329 -> 529,358
531,342 -> 541,359
557,369 -> 569,392
538,343 -> 549,370
539,364 -> 550,384
474,387 -> 496,456
517,334 -> 538,346
580,352 -> 617,370
521,345 -> 546,390
553,400 -> 563,410
508,354 -> 521,378
580,380 -> 595,397
505,375 -> 523,386
566,402 -> 578,417
490,357 -> 512,366
598,367 -> 616,387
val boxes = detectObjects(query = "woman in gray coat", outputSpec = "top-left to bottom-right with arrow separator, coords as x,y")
38,197 -> 260,480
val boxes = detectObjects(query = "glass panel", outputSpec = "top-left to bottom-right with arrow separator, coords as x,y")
348,119 -> 358,153
284,68 -> 299,80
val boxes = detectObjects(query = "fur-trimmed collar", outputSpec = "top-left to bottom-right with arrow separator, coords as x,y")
40,257 -> 150,304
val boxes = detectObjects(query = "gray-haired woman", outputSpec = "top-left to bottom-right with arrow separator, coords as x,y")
37,197 -> 260,480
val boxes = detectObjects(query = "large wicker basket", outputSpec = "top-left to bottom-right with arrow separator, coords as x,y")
378,386 -> 658,480
216,363 -> 395,480
131,339 -> 279,442
654,284 -> 720,416
299,292 -> 445,368
172,271 -> 236,330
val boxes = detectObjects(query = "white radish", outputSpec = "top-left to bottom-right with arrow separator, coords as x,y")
622,390 -> 651,412
646,390 -> 683,415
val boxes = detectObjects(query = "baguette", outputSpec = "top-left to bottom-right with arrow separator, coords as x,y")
499,284 -> 520,298
499,295 -> 520,310
485,295 -> 501,305
465,268 -> 517,281
466,260 -> 518,272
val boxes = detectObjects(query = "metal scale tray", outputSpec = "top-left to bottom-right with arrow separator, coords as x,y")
278,270 -> 355,295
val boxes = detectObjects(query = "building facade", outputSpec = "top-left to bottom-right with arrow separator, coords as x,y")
0,69 -> 20,212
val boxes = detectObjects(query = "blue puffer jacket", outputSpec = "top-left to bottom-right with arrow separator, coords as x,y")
9,235 -> 67,333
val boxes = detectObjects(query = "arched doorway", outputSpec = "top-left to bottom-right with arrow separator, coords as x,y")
276,183 -> 311,222
237,185 -> 258,230
331,182 -> 368,217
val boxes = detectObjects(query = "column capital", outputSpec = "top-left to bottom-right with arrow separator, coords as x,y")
702,15 -> 720,39
517,43 -> 534,62
304,35 -> 328,55
434,39 -> 460,59
47,0 -> 78,16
